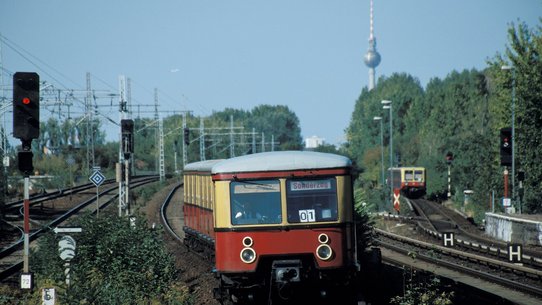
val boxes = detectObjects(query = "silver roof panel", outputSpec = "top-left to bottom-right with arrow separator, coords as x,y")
183,159 -> 224,172
212,151 -> 351,174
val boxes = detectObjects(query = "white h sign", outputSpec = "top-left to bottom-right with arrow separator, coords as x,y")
443,232 -> 454,247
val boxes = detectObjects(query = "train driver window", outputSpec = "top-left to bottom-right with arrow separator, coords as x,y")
286,178 -> 338,223
230,180 -> 281,225
414,170 -> 424,182
405,170 -> 413,181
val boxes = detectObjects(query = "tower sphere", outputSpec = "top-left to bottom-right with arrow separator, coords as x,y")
364,49 -> 381,68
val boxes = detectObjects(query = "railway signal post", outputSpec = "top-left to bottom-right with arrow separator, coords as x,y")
119,118 -> 134,216
446,152 -> 454,199
90,167 -> 105,216
13,72 -> 40,290
500,127 -> 516,213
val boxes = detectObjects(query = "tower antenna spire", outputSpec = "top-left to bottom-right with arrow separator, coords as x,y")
364,0 -> 381,91
369,0 -> 374,41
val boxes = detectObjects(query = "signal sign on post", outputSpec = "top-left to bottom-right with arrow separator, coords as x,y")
58,235 -> 76,261
393,189 -> 401,213
90,170 -> 105,216
90,170 -> 105,186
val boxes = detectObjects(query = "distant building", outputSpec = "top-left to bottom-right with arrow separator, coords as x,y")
305,136 -> 325,149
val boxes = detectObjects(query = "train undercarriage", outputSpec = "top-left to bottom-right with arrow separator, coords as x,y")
213,255 -> 360,305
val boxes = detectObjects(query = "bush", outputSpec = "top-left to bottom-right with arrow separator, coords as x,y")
390,275 -> 454,305
26,213 -> 191,305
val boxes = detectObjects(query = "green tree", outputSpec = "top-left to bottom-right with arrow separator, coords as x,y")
489,21 -> 542,213
415,70 -> 497,207
346,73 -> 423,211
248,105 -> 303,151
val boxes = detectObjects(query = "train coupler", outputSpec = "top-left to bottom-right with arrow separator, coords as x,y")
272,259 -> 302,283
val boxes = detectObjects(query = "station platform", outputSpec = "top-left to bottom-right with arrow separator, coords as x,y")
485,212 -> 542,246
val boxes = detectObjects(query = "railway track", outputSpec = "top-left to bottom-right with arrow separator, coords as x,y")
375,228 -> 542,301
404,198 -> 542,269
158,183 -> 221,305
160,183 -> 184,244
3,179 -> 116,213
0,175 -> 159,282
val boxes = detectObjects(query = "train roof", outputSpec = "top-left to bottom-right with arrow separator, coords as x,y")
211,151 -> 352,174
183,159 -> 224,172
389,167 -> 425,170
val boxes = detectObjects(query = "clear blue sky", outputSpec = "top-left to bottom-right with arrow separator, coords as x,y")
1,0 -> 541,146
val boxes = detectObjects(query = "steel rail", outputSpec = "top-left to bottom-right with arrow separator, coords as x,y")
160,183 -> 183,243
405,199 -> 542,264
378,238 -> 542,298
376,228 -> 542,278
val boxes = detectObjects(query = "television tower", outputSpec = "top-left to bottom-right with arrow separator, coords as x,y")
364,0 -> 381,91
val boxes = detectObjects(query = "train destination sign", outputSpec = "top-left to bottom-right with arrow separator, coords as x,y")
290,180 -> 331,191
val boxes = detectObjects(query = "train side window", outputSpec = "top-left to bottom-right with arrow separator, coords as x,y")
230,180 -> 281,225
285,178 -> 338,223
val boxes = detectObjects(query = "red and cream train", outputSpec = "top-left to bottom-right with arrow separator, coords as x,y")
182,151 -> 361,304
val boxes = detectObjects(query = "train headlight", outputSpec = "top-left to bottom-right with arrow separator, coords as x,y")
318,233 -> 329,244
242,236 -> 253,247
316,244 -> 333,261
240,247 -> 257,264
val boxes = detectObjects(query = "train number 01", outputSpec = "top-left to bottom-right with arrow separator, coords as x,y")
298,209 -> 316,222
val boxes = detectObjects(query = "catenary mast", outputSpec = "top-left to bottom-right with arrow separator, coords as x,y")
364,0 -> 381,91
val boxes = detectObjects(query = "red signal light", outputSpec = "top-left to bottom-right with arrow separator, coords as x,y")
22,97 -> 31,105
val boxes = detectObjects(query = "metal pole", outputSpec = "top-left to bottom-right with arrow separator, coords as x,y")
252,128 -> 256,153
200,117 -> 205,161
230,115 -> 235,158
390,104 -> 393,211
504,168 -> 509,198
447,164 -> 451,199
174,145 -> 178,173
382,100 -> 393,211
118,162 -> 123,217
182,112 -> 187,168
125,159 -> 130,215
379,120 -> 384,187
96,185 -> 99,217
502,65 -> 517,213
374,116 -> 385,211
492,190 -> 495,213
23,176 -> 30,273
511,68 -> 517,213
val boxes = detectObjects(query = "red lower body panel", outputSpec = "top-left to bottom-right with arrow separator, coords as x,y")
215,227 -> 351,272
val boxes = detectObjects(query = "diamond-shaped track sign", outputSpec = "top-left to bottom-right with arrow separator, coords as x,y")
89,170 -> 105,186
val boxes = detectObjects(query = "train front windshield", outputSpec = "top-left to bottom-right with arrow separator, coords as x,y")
286,178 -> 338,223
405,169 -> 424,182
230,180 -> 282,225
414,170 -> 424,181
